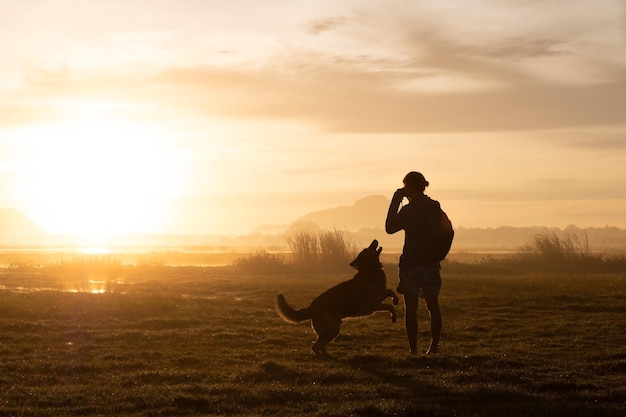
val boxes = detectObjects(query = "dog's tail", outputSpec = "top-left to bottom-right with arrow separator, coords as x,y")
276,294 -> 311,323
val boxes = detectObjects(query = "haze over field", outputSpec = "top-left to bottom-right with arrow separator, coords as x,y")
1,1 -> 625,240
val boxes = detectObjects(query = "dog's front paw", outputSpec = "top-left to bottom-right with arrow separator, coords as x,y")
390,308 -> 397,323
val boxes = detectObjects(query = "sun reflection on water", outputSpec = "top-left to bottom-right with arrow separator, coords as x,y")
65,279 -> 124,294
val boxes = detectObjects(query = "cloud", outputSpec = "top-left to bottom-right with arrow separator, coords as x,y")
154,65 -> 626,132
554,137 -> 626,151
306,17 -> 349,34
2,60 -> 625,133
458,37 -> 569,61
146,8 -> 626,133
2,0 -> 625,133
442,177 -> 626,202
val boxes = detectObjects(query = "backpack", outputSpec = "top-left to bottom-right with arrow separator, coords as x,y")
417,201 -> 454,262
430,206 -> 454,261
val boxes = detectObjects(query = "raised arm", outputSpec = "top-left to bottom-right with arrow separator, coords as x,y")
385,189 -> 405,234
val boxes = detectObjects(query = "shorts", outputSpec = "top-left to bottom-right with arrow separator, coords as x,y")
398,263 -> 441,299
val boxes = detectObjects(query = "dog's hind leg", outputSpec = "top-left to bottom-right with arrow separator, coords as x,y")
311,316 -> 341,359
376,303 -> 397,323
385,289 -> 399,306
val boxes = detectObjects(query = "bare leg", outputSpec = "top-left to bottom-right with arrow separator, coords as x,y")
403,293 -> 419,355
424,295 -> 441,355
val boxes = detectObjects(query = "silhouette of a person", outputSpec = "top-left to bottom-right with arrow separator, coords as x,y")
385,171 -> 442,357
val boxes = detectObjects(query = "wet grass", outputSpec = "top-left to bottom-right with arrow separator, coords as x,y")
0,265 -> 624,416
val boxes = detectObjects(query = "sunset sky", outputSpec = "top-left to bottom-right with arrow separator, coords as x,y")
1,0 -> 625,236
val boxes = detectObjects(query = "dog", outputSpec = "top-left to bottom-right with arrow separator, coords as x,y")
276,239 -> 398,358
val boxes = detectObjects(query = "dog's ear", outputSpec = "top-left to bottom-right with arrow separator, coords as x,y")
377,246 -> 382,254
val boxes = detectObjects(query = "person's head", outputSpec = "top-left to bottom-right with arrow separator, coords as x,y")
403,171 -> 429,197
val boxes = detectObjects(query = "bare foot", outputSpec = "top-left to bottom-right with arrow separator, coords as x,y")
425,346 -> 439,356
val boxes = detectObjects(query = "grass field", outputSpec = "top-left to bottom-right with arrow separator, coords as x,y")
0,263 -> 624,416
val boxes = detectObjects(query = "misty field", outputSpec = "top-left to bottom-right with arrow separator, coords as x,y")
0,263 -> 624,417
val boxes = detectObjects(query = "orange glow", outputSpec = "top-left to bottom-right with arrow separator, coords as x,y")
11,112 -> 187,236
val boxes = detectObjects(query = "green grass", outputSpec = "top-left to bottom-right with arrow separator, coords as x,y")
0,265 -> 624,416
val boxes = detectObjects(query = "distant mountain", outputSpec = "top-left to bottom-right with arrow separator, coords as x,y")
250,195 -> 390,235
0,209 -> 45,236
294,195 -> 389,231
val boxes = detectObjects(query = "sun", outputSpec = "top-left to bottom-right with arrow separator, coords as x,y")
11,114 -> 186,236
